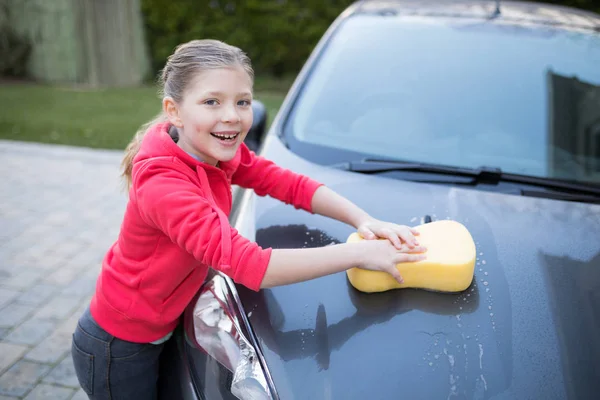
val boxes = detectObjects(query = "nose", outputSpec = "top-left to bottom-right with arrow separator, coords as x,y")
221,104 -> 240,124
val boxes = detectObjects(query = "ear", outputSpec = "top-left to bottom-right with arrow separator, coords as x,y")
163,96 -> 183,128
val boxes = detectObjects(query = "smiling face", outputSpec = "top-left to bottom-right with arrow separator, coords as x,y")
163,66 -> 253,166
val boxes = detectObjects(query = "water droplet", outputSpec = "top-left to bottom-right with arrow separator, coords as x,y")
490,313 -> 494,317
484,271 -> 488,276
479,268 -> 483,272
459,307 -> 463,310
482,260 -> 487,265
486,288 -> 490,292
301,332 -> 304,336
488,306 -> 492,310
429,362 -> 433,366
479,252 -> 483,256
457,323 -> 462,328
483,281 -> 489,286
434,354 -> 440,359
448,354 -> 455,368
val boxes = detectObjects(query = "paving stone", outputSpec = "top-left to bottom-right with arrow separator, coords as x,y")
71,388 -> 88,400
0,342 -> 29,375
18,224 -> 53,239
43,267 -> 83,286
13,283 -> 58,307
35,253 -> 69,271
30,295 -> 82,321
1,269 -> 45,290
64,250 -> 99,269
60,276 -> 97,299
0,141 -> 125,397
0,303 -> 36,328
0,265 -> 18,280
25,328 -> 72,364
23,383 -> 76,400
0,360 -> 50,397
0,289 -> 19,310
4,318 -> 57,346
42,356 -> 79,388
47,241 -> 84,261
55,309 -> 84,337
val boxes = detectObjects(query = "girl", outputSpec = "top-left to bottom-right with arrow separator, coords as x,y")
71,39 -> 426,399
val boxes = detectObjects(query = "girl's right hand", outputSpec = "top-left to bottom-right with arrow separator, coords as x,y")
357,239 -> 427,284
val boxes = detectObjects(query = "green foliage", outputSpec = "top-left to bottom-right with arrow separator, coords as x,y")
140,0 -> 354,78
0,1 -> 31,78
141,0 -> 599,79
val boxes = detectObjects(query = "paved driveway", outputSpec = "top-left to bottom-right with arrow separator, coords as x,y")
0,140 -> 127,399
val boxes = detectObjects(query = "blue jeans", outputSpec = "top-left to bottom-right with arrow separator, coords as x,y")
71,307 -> 165,399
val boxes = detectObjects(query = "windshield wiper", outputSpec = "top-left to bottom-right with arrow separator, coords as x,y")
332,158 -> 600,201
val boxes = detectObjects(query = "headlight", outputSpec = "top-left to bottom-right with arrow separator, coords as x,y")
185,270 -> 275,400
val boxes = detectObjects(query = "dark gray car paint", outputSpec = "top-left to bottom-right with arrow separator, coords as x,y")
227,2 -> 600,399
234,135 -> 600,400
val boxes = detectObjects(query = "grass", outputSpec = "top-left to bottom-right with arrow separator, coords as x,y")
0,77 -> 290,150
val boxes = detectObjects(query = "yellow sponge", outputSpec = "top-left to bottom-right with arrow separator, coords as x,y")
346,220 -> 476,293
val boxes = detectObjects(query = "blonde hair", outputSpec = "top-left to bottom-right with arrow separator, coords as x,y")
121,39 -> 254,189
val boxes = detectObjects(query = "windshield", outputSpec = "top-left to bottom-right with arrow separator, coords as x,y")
285,15 -> 600,185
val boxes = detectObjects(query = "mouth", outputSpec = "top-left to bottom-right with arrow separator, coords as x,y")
210,131 -> 240,142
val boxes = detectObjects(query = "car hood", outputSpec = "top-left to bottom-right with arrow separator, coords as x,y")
235,137 -> 600,400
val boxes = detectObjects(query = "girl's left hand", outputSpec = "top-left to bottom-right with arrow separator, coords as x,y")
357,218 -> 421,249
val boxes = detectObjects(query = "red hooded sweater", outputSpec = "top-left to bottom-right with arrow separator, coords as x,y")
90,122 -> 323,343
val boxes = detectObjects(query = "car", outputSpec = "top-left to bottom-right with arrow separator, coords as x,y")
157,1 -> 600,399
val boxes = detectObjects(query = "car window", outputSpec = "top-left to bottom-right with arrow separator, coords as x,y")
287,15 -> 600,184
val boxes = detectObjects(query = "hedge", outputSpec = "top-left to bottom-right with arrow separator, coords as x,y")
140,0 -> 599,79
140,0 -> 354,78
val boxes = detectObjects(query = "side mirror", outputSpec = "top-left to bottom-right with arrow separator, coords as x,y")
246,99 -> 267,152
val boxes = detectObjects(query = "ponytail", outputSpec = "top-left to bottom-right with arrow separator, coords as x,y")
121,112 -> 167,191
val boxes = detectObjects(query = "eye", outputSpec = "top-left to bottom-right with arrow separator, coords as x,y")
204,99 -> 219,106
237,99 -> 251,107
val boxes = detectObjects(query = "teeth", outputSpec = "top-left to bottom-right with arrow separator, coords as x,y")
212,132 -> 238,140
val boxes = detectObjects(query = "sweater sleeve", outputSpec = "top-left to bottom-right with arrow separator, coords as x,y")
134,161 -> 271,291
231,144 -> 324,213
